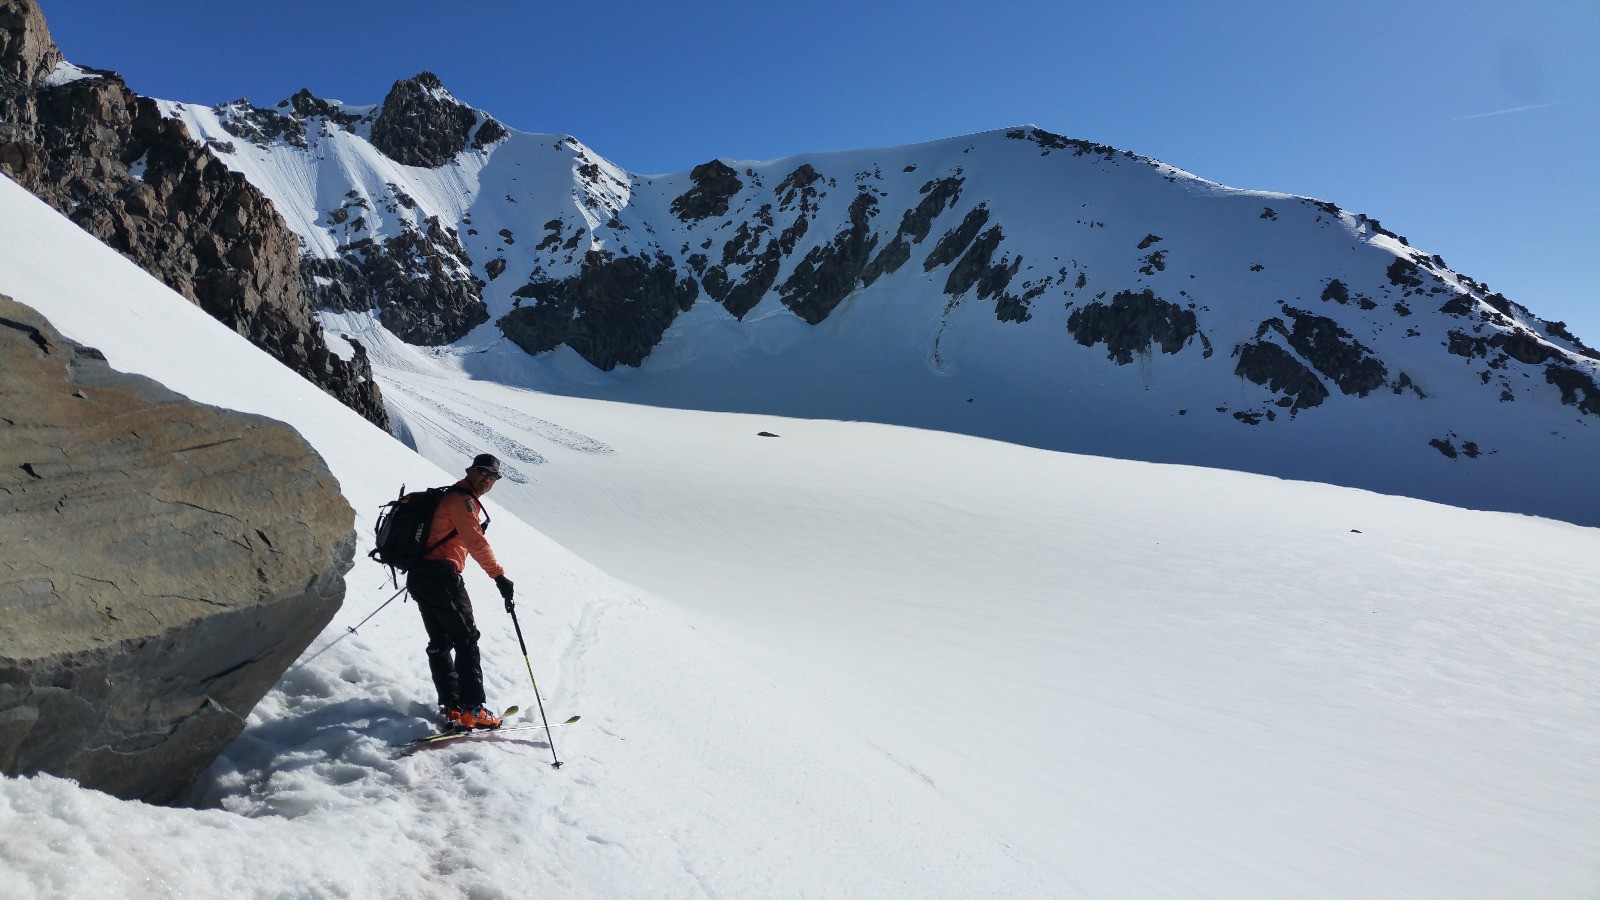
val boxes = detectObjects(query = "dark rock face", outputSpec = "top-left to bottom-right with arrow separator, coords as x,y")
1233,338 -> 1329,412
299,256 -> 372,313
1067,289 -> 1200,364
500,250 -> 699,370
696,200 -> 804,319
0,0 -> 58,85
1545,364 -> 1600,416
216,99 -> 307,148
776,164 -> 824,212
0,0 -> 388,429
944,225 -> 1016,300
924,206 -> 991,271
864,176 -> 964,286
1006,126 -> 1124,162
670,160 -> 743,223
369,72 -> 484,168
901,176 -> 965,244
778,192 -> 879,324
1542,321 -> 1599,361
703,243 -> 782,319
471,117 -> 508,150
212,91 -> 367,151
341,217 -> 488,345
1386,258 -> 1425,289
1496,331 -> 1560,366
861,235 -> 910,287
1428,436 -> 1482,460
1277,306 -> 1387,396
0,296 -> 354,804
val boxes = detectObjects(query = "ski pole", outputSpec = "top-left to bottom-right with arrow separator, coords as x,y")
294,585 -> 408,670
506,603 -> 563,769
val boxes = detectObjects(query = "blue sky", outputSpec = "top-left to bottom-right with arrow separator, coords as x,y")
36,0 -> 1600,343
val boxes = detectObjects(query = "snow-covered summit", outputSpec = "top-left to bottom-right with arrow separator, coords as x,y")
165,76 -> 1600,526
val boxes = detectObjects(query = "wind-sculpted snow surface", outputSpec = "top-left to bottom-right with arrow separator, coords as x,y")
5,170 -> 1600,898
162,87 -> 1599,525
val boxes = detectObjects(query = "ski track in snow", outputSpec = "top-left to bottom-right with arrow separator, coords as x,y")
386,379 -> 547,475
393,375 -> 614,456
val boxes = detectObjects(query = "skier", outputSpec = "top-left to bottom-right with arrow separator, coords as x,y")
409,453 -> 516,730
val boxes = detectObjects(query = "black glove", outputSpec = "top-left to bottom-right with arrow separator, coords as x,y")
495,575 -> 515,611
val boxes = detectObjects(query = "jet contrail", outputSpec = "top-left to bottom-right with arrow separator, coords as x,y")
1447,101 -> 1565,122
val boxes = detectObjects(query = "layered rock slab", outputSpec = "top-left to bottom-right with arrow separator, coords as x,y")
0,295 -> 354,804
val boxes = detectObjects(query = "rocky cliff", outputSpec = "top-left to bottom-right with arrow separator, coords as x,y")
205,71 -> 501,347
0,294 -> 355,804
0,0 -> 388,429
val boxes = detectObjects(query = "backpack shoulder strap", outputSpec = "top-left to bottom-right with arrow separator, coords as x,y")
419,485 -> 462,557
447,482 -> 492,532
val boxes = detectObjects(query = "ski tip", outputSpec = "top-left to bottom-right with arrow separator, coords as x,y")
562,715 -> 581,724
502,705 -> 520,718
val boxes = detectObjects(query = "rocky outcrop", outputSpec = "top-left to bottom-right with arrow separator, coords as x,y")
0,296 -> 354,804
701,243 -> 782,319
864,176 -> 965,287
0,0 -> 388,429
1006,126 -> 1128,163
369,72 -> 484,168
0,0 -> 57,84
924,206 -> 991,272
211,90 -> 369,151
944,226 -> 1017,299
1067,289 -> 1202,364
1276,306 -> 1387,396
777,192 -> 880,324
299,256 -> 372,313
500,250 -> 699,370
1544,364 -> 1600,416
341,216 -> 488,345
670,160 -> 743,223
1233,338 -> 1329,412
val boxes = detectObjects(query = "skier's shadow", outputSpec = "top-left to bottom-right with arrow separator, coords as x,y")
258,697 -> 429,748
180,697 -> 441,810
199,697 -> 435,782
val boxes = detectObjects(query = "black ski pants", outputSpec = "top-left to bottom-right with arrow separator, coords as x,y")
407,561 -> 486,710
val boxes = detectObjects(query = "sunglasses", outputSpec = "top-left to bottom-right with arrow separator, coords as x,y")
472,467 -> 501,481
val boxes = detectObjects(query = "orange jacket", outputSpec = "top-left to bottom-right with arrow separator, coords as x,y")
422,481 -> 505,579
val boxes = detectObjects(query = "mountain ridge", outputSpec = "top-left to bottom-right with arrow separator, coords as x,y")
160,72 -> 1600,526
3,12 -> 1592,526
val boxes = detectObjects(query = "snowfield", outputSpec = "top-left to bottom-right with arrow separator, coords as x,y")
2,171 -> 1599,898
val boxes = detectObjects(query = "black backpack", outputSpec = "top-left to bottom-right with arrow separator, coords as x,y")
370,484 -> 465,574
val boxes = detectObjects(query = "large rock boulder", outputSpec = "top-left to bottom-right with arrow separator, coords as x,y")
0,296 -> 355,804
0,0 -> 389,430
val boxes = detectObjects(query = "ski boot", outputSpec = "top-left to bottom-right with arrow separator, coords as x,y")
448,705 -> 502,731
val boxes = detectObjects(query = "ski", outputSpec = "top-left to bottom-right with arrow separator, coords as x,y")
398,715 -> 582,750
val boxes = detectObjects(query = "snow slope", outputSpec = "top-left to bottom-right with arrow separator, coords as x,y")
4,171 -> 1600,898
0,175 -> 1051,897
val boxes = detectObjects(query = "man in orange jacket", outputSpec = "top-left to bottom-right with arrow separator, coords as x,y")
409,453 -> 516,730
